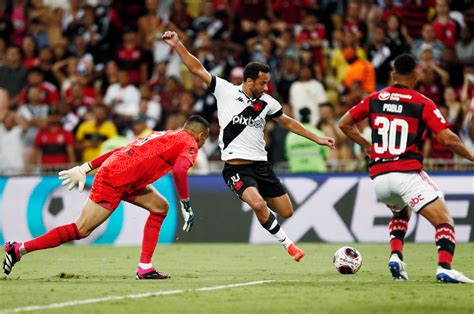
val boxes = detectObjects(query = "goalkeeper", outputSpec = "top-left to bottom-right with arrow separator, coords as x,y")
3,115 -> 209,280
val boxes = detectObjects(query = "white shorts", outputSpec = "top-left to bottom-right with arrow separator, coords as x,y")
372,171 -> 444,213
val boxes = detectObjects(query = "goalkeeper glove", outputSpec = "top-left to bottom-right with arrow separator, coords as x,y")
58,163 -> 92,192
180,199 -> 195,232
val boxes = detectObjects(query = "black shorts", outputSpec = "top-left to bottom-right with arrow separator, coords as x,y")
222,161 -> 287,198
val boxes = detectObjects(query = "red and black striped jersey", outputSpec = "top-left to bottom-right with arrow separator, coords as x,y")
349,84 -> 448,178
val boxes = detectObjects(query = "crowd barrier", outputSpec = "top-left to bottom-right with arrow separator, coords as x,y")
0,173 -> 473,244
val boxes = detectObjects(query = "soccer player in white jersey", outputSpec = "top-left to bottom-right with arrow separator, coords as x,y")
163,31 -> 335,262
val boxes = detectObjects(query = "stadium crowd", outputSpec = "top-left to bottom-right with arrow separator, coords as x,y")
0,0 -> 473,175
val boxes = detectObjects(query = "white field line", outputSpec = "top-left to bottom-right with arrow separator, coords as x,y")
1,280 -> 274,313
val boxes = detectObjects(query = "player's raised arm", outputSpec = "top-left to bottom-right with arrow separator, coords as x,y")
274,113 -> 336,150
162,31 -> 212,86
58,148 -> 121,192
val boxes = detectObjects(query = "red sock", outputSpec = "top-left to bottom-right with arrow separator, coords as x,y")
389,217 -> 408,260
435,224 -> 455,269
140,212 -> 167,264
24,223 -> 81,253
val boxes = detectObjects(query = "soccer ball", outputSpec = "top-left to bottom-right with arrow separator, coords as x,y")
333,246 -> 362,274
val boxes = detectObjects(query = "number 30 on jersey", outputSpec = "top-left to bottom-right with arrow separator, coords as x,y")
373,117 -> 409,155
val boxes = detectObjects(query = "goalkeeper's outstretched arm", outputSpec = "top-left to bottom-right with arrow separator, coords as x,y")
58,148 -> 121,192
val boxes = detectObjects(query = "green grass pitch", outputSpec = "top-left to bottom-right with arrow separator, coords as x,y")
1,243 -> 474,313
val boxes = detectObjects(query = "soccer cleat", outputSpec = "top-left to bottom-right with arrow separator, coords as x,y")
3,241 -> 22,275
287,243 -> 304,262
136,267 -> 171,280
388,254 -> 408,280
436,267 -> 474,284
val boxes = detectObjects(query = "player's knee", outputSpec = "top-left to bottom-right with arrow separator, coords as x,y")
250,199 -> 267,213
280,209 -> 293,219
150,199 -> 169,214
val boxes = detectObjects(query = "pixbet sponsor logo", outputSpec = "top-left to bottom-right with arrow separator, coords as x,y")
232,115 -> 264,128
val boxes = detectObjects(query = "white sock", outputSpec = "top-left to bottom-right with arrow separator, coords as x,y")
138,263 -> 153,270
274,229 -> 293,249
261,212 -> 293,249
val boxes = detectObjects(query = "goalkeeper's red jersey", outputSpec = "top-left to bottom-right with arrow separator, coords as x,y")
98,130 -> 198,189
348,84 -> 448,178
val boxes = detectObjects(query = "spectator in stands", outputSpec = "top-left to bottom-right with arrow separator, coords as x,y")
38,46 -> 58,87
416,46 -> 449,105
317,102 -> 352,163
0,46 -> 27,105
191,76 -> 217,122
71,35 -> 94,81
21,36 -> 39,69
138,0 -> 168,53
343,48 -> 376,93
229,66 -> 244,85
343,0 -> 367,45
411,24 -> 444,61
456,27 -> 474,65
61,0 -> 85,42
0,110 -> 27,175
440,46 -> 464,89
139,84 -> 161,130
368,23 -> 393,89
10,0 -> 27,46
385,14 -> 413,57
329,30 -> 366,86
52,57 -> 79,93
399,0 -> 430,39
164,112 -> 186,131
202,117 -> 221,161
289,65 -> 327,125
98,60 -> 119,95
104,68 -> 140,132
30,106 -> 76,168
177,91 -> 195,117
125,115 -> 153,142
191,1 -> 225,40
276,56 -> 299,103
117,27 -> 148,86
443,86 -> 463,125
169,0 -> 193,33
18,67 -> 59,106
285,107 -> 329,173
75,104 -> 117,162
432,0 -> 459,48
295,9 -> 326,74
64,79 -> 96,118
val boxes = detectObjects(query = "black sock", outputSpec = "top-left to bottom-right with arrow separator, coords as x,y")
261,212 -> 280,235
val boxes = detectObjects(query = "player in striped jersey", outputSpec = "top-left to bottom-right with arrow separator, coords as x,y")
339,54 -> 474,283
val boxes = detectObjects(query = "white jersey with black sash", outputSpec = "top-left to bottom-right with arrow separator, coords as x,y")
209,75 -> 283,161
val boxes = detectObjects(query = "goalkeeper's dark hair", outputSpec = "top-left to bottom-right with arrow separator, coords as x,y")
184,115 -> 210,131
393,54 -> 417,75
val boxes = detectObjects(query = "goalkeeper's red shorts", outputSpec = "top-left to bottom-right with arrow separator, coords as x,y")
89,171 -> 146,211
